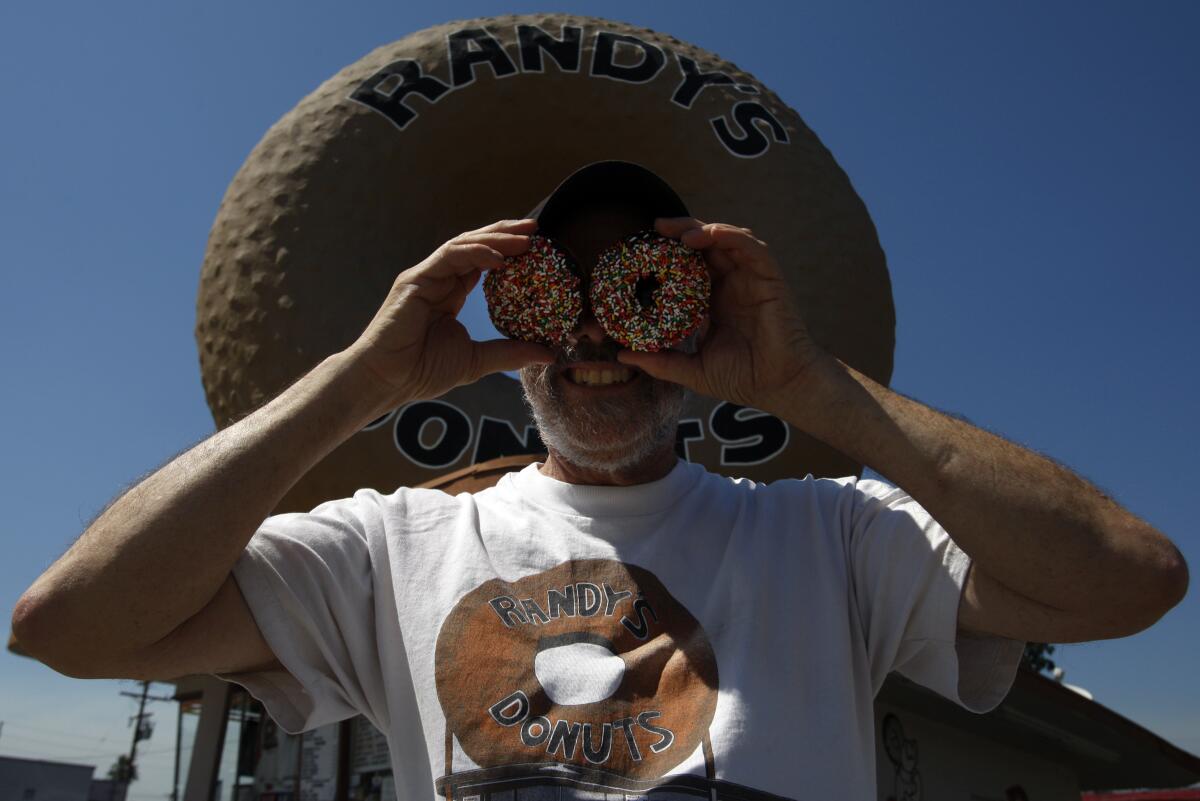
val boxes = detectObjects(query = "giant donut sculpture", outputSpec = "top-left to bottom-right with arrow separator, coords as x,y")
434,559 -> 718,778
195,14 -> 895,512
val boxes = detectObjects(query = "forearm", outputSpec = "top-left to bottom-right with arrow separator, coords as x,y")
786,353 -> 1187,618
13,348 -> 392,671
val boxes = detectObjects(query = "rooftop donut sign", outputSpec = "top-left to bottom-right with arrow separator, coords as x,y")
362,393 -> 792,473
348,23 -> 791,160
197,13 -> 894,512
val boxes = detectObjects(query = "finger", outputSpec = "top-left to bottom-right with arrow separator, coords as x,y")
468,338 -> 555,382
654,216 -> 708,238
421,242 -> 506,279
673,223 -> 755,250
616,348 -> 706,393
464,218 -> 539,236
697,243 -> 738,278
680,224 -> 780,279
447,269 -> 481,317
455,231 -> 534,256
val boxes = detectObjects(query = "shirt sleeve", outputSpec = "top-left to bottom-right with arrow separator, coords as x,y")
212,488 -> 390,734
845,477 -> 1024,713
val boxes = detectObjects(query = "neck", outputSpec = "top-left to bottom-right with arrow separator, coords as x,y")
538,441 -> 679,486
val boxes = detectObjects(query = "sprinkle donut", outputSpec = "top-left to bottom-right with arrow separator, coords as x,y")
483,233 -> 582,346
590,231 -> 710,352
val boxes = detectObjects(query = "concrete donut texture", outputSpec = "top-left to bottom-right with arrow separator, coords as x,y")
195,14 -> 894,510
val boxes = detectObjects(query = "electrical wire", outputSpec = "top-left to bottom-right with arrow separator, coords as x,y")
1,720 -> 115,744
0,733 -> 186,761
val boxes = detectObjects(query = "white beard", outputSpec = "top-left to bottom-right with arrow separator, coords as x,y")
519,364 -> 686,473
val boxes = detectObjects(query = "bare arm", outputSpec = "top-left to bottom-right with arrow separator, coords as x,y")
786,354 -> 1188,642
12,351 -> 384,677
12,219 -> 552,678
622,217 -> 1188,644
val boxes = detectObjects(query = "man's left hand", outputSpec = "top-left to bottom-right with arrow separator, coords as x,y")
617,217 -> 830,417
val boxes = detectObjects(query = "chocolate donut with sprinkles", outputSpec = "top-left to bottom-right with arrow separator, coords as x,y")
484,233 -> 583,346
590,231 -> 710,351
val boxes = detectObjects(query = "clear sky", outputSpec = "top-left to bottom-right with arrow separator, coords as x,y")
2,1 -> 1197,797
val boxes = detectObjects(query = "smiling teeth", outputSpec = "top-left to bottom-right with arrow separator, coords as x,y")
569,367 -> 634,386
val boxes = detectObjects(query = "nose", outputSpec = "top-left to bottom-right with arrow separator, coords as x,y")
567,309 -> 608,347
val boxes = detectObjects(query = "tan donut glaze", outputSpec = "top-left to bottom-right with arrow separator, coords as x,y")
435,559 -> 718,778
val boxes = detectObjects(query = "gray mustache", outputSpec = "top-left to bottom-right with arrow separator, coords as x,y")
556,341 -> 621,364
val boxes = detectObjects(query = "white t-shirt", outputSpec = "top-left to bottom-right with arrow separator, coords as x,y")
217,460 -> 1023,800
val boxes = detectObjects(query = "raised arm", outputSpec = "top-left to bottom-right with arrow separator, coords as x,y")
621,217 -> 1188,644
12,219 -> 551,679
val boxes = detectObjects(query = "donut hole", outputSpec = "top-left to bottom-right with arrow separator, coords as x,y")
534,641 -> 626,705
634,275 -> 660,313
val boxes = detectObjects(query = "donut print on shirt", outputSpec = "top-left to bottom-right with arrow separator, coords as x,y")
433,558 -> 785,800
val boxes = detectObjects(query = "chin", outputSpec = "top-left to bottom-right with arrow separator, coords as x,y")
520,363 -> 686,472
548,438 -> 669,474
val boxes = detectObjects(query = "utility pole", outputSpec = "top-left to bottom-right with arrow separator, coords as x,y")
117,681 -> 175,787
127,681 -> 150,772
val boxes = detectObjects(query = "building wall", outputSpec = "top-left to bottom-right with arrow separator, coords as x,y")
0,756 -> 95,801
874,703 -> 1080,801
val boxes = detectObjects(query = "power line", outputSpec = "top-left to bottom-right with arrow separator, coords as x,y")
0,720 -> 116,744
0,733 -> 182,763
113,680 -> 175,786
0,733 -> 109,750
0,731 -> 184,753
0,745 -> 118,762
0,734 -> 125,756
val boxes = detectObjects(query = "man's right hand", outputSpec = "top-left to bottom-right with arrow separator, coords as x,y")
11,217 -> 554,681
347,218 -> 554,413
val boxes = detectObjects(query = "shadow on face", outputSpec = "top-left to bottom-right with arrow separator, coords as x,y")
549,202 -> 649,283
544,201 -> 708,356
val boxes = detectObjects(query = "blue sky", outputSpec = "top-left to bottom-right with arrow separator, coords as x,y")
2,1 -> 1197,797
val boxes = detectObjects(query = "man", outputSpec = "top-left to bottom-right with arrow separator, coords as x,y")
13,162 -> 1188,799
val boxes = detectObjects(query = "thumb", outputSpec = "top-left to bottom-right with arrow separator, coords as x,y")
617,349 -> 705,392
468,338 -> 554,381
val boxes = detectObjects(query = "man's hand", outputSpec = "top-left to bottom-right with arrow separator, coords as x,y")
622,216 -> 1187,643
349,218 -> 554,412
616,217 -> 830,417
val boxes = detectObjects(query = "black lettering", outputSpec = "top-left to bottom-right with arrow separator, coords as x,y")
577,583 -> 603,616
487,691 -> 529,726
546,719 -> 582,759
671,55 -> 736,108
582,722 -> 613,764
395,401 -> 472,468
602,583 -> 633,616
521,716 -> 551,746
349,60 -> 451,131
448,28 -> 517,87
488,595 -> 529,628
675,418 -> 704,461
620,597 -> 659,640
517,24 -> 583,72
712,101 -> 789,159
521,597 -> 550,625
637,711 -> 675,754
709,401 -> 789,465
473,417 -> 545,463
591,32 -> 666,84
546,585 -> 577,619
613,716 -> 641,761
